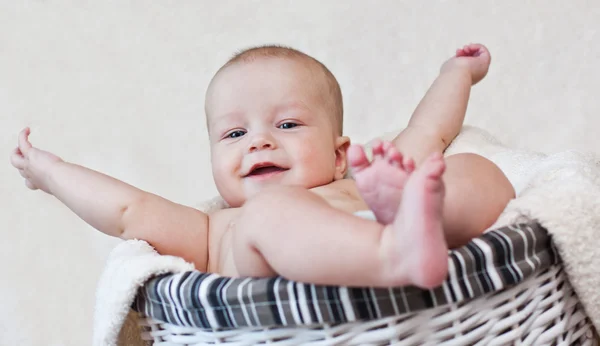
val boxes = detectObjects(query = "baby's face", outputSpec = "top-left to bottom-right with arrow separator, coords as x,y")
206,58 -> 347,207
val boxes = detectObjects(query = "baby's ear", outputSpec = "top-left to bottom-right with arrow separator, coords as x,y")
334,136 -> 351,180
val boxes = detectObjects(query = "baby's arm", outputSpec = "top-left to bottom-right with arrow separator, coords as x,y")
393,44 -> 491,164
10,128 -> 209,270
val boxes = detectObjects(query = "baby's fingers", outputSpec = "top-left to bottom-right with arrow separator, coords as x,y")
456,48 -> 467,57
10,147 -> 25,169
25,180 -> 37,190
18,127 -> 32,156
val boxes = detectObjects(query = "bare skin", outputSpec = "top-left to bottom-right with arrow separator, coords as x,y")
349,44 -> 512,249
348,140 -> 414,224
350,44 -> 493,225
10,43 -> 515,289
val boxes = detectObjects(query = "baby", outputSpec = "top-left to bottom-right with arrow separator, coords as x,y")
11,43 -> 514,289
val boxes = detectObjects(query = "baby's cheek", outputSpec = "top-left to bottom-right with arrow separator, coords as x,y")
211,158 -> 231,185
302,150 -> 337,185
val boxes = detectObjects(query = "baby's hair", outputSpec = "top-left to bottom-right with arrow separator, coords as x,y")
212,44 -> 344,135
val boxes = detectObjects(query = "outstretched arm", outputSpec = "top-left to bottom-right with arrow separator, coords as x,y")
393,44 -> 491,165
10,128 -> 209,269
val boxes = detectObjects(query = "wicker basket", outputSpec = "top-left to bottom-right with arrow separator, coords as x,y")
133,222 -> 597,345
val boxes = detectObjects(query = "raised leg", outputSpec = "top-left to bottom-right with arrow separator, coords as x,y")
349,139 -> 515,248
232,157 -> 450,289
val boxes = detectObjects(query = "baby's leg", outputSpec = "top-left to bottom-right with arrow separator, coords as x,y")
349,141 -> 514,247
232,157 -> 449,289
351,142 -> 513,248
441,153 -> 515,247
393,128 -> 515,248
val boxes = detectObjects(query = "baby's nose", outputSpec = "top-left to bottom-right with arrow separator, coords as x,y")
248,135 -> 276,153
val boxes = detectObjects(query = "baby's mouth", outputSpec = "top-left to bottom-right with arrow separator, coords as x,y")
245,164 -> 288,178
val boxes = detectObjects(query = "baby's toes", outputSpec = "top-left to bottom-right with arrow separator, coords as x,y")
370,139 -> 385,158
403,156 -> 415,173
381,140 -> 394,151
384,146 -> 403,169
347,144 -> 371,172
423,153 -> 446,179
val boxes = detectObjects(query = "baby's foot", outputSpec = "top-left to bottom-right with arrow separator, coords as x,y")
348,140 -> 415,224
393,152 -> 449,289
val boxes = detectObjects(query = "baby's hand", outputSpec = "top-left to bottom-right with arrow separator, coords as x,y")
10,127 -> 64,194
441,43 -> 491,85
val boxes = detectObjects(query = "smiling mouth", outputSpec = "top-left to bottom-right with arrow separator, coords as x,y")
245,164 -> 288,178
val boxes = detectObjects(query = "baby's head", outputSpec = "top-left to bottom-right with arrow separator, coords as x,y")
205,45 -> 349,207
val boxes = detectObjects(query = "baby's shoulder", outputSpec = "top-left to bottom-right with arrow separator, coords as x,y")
327,178 -> 360,194
207,207 -> 241,230
311,178 -> 356,194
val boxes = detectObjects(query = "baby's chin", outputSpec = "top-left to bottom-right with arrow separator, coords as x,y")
242,180 -> 280,198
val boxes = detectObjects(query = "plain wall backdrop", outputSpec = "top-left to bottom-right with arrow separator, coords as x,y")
1,1 -> 598,345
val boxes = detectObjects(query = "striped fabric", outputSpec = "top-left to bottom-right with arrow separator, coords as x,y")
133,221 -> 557,330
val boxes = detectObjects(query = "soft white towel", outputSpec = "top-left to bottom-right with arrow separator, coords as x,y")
92,240 -> 194,346
92,126 -> 600,346
449,126 -> 600,332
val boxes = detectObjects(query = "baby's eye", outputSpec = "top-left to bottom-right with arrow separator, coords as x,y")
278,122 -> 298,130
226,130 -> 246,139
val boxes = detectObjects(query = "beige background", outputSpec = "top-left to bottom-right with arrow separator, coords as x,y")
1,1 -> 598,345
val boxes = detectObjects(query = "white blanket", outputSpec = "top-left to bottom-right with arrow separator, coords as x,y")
93,126 -> 600,346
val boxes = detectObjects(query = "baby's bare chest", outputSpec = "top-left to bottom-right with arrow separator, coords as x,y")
206,180 -> 368,276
